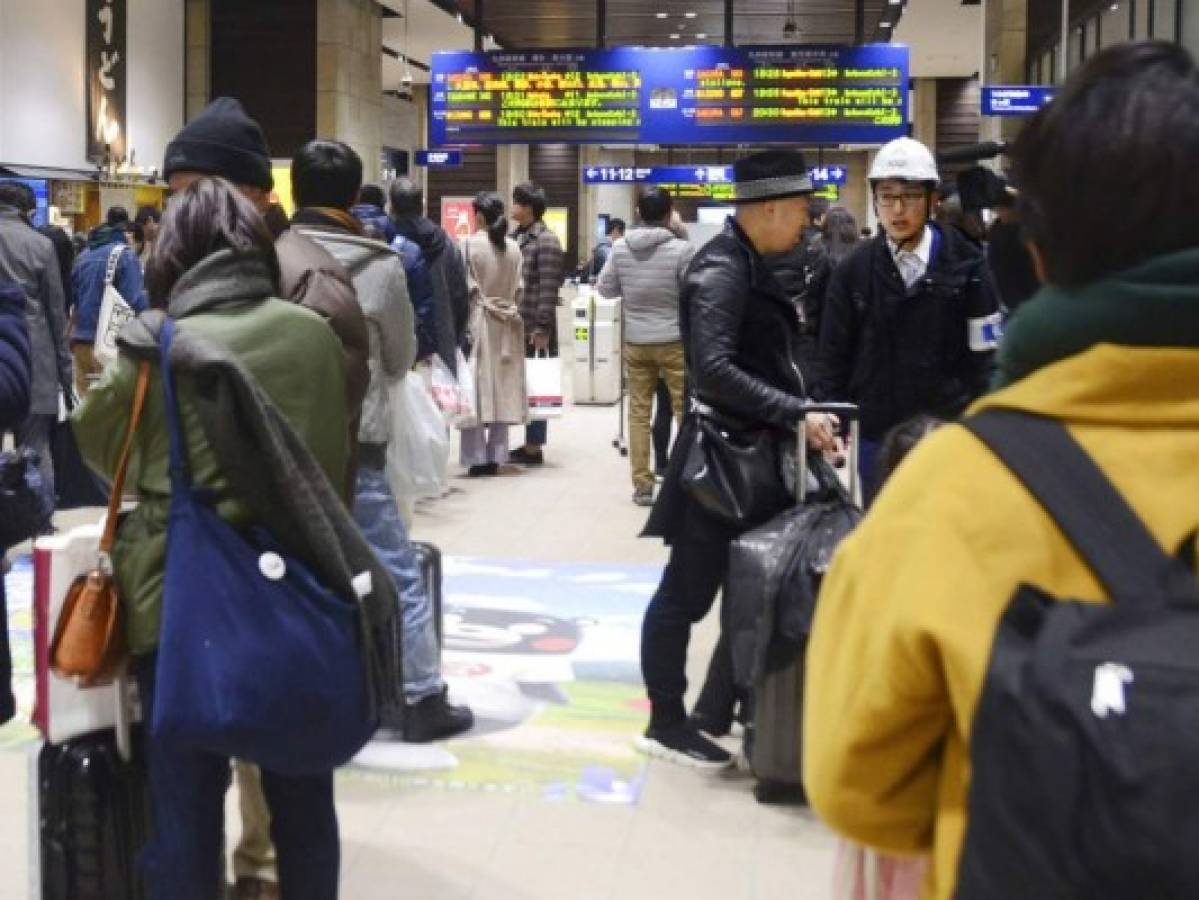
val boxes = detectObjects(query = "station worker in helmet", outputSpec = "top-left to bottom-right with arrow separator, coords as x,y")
814,137 -> 1003,502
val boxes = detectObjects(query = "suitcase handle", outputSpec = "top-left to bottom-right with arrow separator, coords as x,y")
798,404 -> 861,506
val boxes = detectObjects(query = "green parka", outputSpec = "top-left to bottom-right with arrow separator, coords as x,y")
71,252 -> 349,655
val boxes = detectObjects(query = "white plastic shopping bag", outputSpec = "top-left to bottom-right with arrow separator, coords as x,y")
525,352 -> 564,420
94,246 -> 135,368
454,348 -> 479,430
33,522 -> 138,750
428,354 -> 464,421
386,374 -> 450,504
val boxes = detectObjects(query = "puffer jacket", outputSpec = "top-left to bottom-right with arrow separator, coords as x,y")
0,281 -> 31,427
395,215 -> 471,375
390,235 -> 438,363
644,217 -> 810,541
295,218 -> 417,446
595,226 -> 694,345
72,252 -> 349,654
814,224 -> 1001,441
350,203 -> 396,244
0,206 -> 71,415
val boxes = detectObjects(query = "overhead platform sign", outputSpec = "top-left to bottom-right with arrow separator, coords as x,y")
431,45 -> 908,146
582,164 -> 847,186
981,86 -> 1056,116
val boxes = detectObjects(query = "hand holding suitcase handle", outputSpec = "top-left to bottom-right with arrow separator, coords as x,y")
798,403 -> 861,506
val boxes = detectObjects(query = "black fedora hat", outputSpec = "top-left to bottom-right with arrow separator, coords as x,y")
733,149 -> 814,203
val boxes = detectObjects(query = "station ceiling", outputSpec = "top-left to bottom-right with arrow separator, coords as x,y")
441,0 -> 892,48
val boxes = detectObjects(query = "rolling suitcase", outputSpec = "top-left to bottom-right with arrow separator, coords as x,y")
742,404 -> 862,804
36,728 -> 151,900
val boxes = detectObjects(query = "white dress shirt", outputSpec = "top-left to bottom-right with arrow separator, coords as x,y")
888,225 -> 934,289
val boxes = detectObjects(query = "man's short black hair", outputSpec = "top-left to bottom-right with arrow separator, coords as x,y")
808,196 -> 830,222
607,218 -> 626,236
513,181 -> 547,219
636,186 -> 673,225
1012,41 -> 1199,287
0,181 -> 36,213
389,177 -> 424,218
134,205 -> 161,225
358,183 -> 386,209
107,206 -> 130,228
292,140 -> 363,211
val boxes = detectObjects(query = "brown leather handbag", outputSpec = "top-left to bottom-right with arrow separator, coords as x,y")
49,361 -> 151,686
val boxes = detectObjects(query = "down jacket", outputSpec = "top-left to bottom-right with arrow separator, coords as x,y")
595,226 -> 694,345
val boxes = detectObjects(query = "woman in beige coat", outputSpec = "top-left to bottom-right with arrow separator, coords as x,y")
459,192 -> 527,476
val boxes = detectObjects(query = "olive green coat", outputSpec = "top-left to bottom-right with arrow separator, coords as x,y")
72,253 -> 349,655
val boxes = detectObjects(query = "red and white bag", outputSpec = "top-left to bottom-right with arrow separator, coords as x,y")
833,841 -> 928,900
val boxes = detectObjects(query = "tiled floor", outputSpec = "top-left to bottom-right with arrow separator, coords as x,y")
0,393 -> 839,898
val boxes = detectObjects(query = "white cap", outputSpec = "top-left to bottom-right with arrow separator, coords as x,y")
868,137 -> 940,185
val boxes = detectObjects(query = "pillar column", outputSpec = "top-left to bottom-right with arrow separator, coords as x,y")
185,0 -> 211,121
983,0 -> 1030,143
496,144 -> 529,209
911,78 -> 938,147
316,0 -> 384,183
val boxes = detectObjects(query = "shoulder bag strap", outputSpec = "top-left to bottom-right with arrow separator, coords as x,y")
99,360 -> 151,554
965,408 -> 1195,605
105,244 -> 124,288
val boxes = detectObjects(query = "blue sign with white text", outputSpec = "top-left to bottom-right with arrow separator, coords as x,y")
415,149 -> 463,168
431,44 -> 909,146
582,165 -> 848,186
981,86 -> 1056,116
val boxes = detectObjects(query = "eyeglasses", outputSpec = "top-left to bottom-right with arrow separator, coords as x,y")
875,191 -> 928,209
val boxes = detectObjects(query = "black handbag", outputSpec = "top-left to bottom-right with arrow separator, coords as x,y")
0,447 -> 53,549
679,405 -> 791,528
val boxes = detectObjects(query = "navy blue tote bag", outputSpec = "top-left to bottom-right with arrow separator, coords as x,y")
151,318 -> 376,775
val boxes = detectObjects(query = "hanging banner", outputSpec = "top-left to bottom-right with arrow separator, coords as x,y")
86,0 -> 128,162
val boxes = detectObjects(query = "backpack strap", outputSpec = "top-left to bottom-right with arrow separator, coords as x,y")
965,408 -> 1196,606
104,244 -> 124,287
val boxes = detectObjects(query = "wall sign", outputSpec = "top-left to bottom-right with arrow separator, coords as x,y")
582,165 -> 847,187
981,86 -> 1055,117
432,44 -> 908,146
86,0 -> 128,161
415,149 -> 463,168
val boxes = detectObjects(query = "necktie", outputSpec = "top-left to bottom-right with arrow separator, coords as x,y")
896,251 -> 923,289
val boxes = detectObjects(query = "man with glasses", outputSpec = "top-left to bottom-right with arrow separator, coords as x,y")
815,137 -> 1002,502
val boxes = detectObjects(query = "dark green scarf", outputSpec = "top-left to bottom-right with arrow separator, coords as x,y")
995,247 -> 1199,389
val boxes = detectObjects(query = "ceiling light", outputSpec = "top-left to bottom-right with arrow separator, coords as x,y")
670,32 -> 681,39
888,0 -> 901,5
880,20 -> 893,27
696,32 -> 707,38
685,10 -> 697,17
1109,1 -> 1119,8
656,11 -> 668,18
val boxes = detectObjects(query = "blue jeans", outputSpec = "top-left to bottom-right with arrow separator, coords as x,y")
859,437 -> 882,507
136,657 -> 339,900
526,419 -> 548,446
353,464 -> 443,703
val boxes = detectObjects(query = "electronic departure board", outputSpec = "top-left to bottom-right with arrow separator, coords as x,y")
431,45 -> 908,147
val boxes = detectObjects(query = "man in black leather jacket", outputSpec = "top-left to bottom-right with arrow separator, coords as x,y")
639,150 -> 836,769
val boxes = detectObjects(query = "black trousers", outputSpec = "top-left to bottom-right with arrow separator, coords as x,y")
641,507 -> 737,730
652,379 -> 673,468
0,576 -> 13,725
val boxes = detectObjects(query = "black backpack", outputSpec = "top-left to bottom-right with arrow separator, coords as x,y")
958,409 -> 1199,899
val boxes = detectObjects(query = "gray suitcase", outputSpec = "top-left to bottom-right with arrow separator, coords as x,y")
744,404 -> 861,804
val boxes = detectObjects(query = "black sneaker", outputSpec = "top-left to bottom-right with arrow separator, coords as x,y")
508,446 -> 545,466
401,689 -> 475,743
468,463 -> 499,477
688,709 -> 733,738
635,723 -> 733,770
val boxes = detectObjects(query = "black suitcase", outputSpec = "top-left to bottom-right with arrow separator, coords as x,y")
410,540 -> 443,643
38,729 -> 151,900
736,405 -> 862,804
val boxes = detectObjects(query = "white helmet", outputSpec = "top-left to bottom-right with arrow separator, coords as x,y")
868,137 -> 940,185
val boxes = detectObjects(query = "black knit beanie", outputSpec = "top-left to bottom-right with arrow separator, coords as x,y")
163,97 -> 274,190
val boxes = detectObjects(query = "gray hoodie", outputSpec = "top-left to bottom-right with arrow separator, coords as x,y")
595,226 -> 695,345
297,227 -> 416,445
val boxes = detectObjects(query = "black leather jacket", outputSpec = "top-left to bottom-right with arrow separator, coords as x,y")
681,218 -> 809,428
645,218 -> 809,541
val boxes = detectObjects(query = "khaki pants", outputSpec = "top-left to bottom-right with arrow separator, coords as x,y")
233,762 -> 277,884
72,343 -> 102,398
626,341 -> 685,490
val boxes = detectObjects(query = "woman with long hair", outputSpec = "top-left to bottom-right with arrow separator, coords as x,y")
821,206 -> 861,270
72,176 -> 354,900
458,191 -> 527,476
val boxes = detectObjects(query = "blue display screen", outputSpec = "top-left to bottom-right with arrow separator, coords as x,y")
415,149 -> 463,167
431,44 -> 909,146
981,86 -> 1056,116
0,177 -> 50,228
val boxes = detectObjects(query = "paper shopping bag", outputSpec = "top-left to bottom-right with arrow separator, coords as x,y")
525,354 -> 564,420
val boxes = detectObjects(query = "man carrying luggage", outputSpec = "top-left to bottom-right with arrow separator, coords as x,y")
804,42 -> 1199,899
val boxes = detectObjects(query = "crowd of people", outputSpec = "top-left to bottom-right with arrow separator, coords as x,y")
0,37 -> 1195,900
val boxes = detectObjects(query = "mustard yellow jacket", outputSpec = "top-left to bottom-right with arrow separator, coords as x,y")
804,344 -> 1199,900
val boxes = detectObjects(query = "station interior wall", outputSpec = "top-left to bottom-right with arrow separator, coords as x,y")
0,0 -> 184,173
